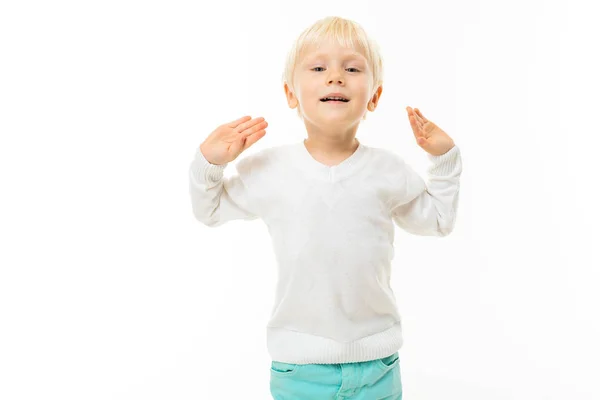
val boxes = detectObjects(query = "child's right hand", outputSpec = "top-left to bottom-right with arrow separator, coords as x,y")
200,116 -> 268,165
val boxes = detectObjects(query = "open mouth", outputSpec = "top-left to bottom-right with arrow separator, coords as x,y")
321,98 -> 350,103
320,96 -> 350,103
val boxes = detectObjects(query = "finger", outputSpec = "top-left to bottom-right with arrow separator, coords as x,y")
244,120 -> 268,136
238,119 -> 267,137
243,129 -> 267,151
408,112 -> 421,129
414,108 -> 428,123
235,117 -> 266,133
413,115 -> 423,129
227,115 -> 252,128
408,114 -> 423,139
412,110 -> 425,126
406,107 -> 423,127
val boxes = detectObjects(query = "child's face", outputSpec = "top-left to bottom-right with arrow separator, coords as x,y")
285,40 -> 381,129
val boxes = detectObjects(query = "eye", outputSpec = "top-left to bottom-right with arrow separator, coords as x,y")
311,67 -> 361,72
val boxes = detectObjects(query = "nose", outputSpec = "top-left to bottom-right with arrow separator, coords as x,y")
327,67 -> 345,85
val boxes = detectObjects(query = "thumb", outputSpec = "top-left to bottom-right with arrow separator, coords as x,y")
417,136 -> 432,151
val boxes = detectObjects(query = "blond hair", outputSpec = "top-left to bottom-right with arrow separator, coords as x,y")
282,16 -> 384,120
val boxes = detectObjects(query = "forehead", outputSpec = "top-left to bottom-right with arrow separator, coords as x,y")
301,42 -> 367,61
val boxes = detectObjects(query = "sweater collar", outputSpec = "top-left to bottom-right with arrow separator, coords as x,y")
292,138 -> 369,182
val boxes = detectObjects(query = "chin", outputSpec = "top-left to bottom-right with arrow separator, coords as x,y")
319,112 -> 361,122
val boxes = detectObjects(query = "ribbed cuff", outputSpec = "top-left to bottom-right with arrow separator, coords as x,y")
426,145 -> 460,176
193,146 -> 227,183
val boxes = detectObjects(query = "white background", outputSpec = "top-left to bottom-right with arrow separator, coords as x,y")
1,0 -> 599,399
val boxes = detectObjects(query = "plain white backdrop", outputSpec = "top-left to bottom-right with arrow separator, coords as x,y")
1,0 -> 598,399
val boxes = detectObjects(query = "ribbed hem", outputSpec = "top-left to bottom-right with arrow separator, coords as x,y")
427,145 -> 461,176
266,322 -> 403,364
192,147 -> 227,183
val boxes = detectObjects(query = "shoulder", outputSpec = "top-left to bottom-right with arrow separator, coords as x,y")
363,146 -> 426,206
365,144 -> 410,171
234,143 -> 287,175
366,145 -> 424,191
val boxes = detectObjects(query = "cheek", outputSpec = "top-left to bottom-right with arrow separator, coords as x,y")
358,86 -> 372,102
303,82 -> 319,96
298,86 -> 319,103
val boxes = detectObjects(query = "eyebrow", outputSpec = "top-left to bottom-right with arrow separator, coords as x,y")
305,52 -> 365,61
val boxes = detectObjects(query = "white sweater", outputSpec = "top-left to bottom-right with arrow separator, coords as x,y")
189,139 -> 462,364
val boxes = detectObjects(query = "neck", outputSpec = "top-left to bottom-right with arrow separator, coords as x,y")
302,121 -> 360,156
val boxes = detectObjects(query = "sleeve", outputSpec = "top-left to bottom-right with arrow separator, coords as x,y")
390,145 -> 462,237
188,146 -> 261,227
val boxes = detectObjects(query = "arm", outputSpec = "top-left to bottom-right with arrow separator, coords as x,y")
188,146 -> 260,227
390,145 -> 462,237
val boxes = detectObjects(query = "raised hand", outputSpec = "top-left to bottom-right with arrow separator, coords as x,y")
200,116 -> 268,165
406,106 -> 455,156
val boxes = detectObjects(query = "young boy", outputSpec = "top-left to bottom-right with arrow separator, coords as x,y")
189,16 -> 461,400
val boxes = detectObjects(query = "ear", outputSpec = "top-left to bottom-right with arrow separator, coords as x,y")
284,82 -> 299,109
367,85 -> 383,111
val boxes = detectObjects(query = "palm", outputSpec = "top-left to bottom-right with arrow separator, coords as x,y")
406,106 -> 455,156
201,116 -> 268,165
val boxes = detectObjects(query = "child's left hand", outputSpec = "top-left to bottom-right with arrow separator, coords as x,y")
406,106 -> 455,156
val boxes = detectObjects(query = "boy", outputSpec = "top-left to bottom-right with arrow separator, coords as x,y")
189,16 -> 461,400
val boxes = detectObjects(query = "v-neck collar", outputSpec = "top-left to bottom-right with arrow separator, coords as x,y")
292,139 -> 369,182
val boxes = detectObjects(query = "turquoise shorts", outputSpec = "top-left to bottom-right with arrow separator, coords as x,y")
270,351 -> 402,400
